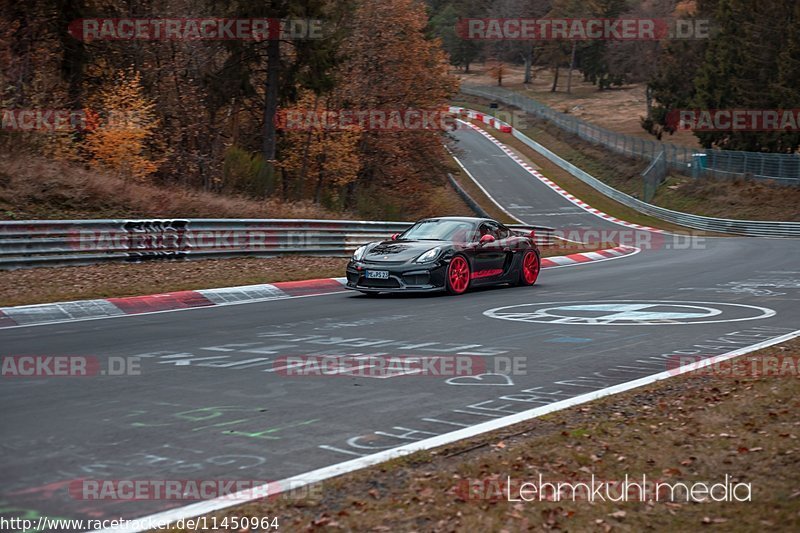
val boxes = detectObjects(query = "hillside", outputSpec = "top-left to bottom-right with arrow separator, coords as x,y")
0,154 -> 471,221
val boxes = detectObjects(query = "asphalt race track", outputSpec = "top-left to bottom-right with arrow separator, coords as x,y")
1,124 -> 799,527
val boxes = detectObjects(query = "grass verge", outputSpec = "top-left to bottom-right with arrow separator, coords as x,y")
456,64 -> 700,148
0,257 -> 349,307
443,152 -> 518,225
0,242 -> 604,307
0,149 -> 474,222
164,336 -> 800,532
453,106 -> 698,234
453,96 -> 800,224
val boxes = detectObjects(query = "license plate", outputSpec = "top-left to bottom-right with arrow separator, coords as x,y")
366,270 -> 389,279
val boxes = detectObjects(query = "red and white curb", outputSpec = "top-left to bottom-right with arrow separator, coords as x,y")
540,245 -> 638,268
452,109 -> 665,234
0,277 -> 348,329
0,246 -> 637,329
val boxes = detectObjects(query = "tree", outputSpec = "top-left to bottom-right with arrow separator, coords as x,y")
428,1 -> 484,72
337,0 -> 458,206
484,0 -> 551,83
84,69 -> 161,181
487,60 -> 509,86
644,0 -> 716,140
577,0 -> 628,90
773,0 -> 800,152
540,0 -> 582,92
278,91 -> 361,204
690,0 -> 798,151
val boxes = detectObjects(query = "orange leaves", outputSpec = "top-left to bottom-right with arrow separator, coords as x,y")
326,0 -> 458,201
338,0 -> 457,109
278,90 -> 361,201
487,60 -> 509,87
83,68 -> 161,182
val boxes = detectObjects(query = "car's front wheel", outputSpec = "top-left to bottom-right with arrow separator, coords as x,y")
446,255 -> 471,295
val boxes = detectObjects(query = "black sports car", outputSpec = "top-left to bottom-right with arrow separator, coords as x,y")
345,216 -> 541,295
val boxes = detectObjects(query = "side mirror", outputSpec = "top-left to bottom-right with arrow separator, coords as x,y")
391,233 -> 400,241
528,230 -> 536,240
479,234 -> 496,245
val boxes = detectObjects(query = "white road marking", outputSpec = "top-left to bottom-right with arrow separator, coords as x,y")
484,300 -> 776,326
94,328 -> 800,533
446,148 -> 525,224
445,373 -> 514,386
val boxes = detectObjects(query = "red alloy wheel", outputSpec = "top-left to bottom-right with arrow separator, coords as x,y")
522,250 -> 540,286
447,255 -> 470,295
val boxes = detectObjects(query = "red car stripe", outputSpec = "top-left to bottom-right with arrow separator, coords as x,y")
470,268 -> 504,280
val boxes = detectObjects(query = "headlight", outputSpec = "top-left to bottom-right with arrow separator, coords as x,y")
415,247 -> 440,263
352,245 -> 367,261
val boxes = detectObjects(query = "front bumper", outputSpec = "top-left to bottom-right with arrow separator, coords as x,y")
345,260 -> 447,292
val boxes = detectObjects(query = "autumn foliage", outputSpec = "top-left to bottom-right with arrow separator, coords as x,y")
1,0 -> 458,217
83,69 -> 160,182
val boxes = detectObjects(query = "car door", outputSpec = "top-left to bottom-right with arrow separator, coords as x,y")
494,223 -> 517,274
471,222 -> 507,281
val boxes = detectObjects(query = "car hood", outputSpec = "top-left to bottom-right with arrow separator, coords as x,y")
362,240 -> 448,263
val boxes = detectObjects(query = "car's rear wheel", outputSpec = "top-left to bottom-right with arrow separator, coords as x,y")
519,249 -> 540,286
446,255 -> 471,295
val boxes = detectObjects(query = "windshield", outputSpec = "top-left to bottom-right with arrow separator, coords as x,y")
400,220 -> 477,242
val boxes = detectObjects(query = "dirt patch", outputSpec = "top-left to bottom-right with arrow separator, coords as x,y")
164,337 -> 800,532
458,63 -> 701,148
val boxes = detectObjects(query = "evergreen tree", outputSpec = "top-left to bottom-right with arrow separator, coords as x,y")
427,0 -> 486,72
646,0 -> 799,152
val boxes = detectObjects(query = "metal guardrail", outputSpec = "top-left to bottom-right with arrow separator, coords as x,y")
447,173 -> 491,218
453,107 -> 800,237
641,150 -> 668,203
460,86 -> 800,186
0,218 -> 555,270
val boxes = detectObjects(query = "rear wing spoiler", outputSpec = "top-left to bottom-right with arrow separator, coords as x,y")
508,224 -> 555,246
